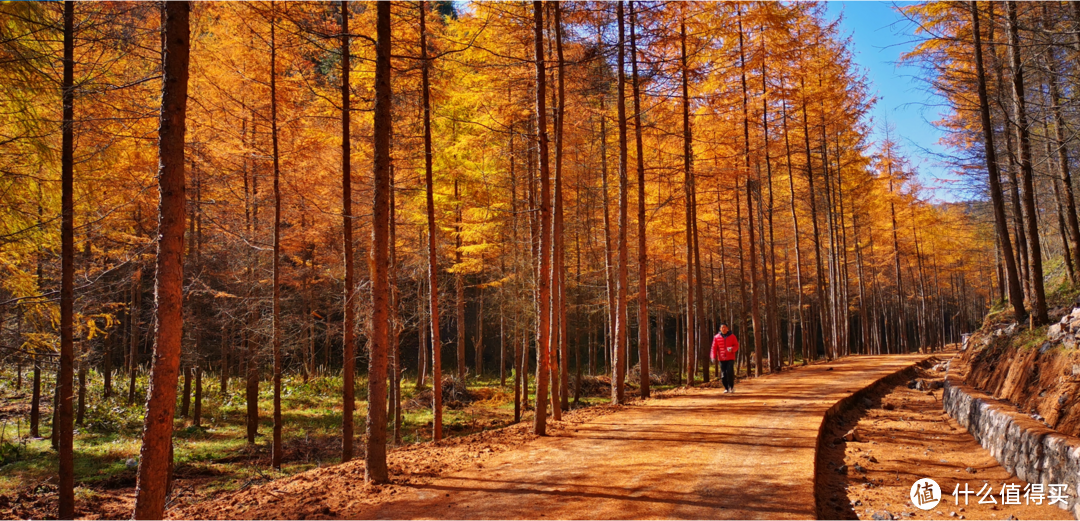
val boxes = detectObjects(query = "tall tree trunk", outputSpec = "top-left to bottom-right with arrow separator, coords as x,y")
554,2 -> 570,413
340,0 -> 357,461
680,17 -> 698,386
630,1 -> 650,398
133,3 -> 189,517
737,8 -> 762,376
58,3 -> 76,515
781,98 -> 807,363
1005,0 -> 1048,325
971,1 -> 1025,321
365,0 -> 392,484
419,0 -> 443,441
269,3 -> 284,470
612,1 -> 629,404
532,0 -> 553,433
1043,8 -> 1080,279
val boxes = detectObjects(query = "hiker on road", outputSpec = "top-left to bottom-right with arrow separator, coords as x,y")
711,325 -> 739,393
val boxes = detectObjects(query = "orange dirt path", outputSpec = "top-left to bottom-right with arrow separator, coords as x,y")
348,354 -> 930,520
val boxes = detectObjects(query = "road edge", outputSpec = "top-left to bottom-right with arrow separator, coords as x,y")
812,355 -> 939,519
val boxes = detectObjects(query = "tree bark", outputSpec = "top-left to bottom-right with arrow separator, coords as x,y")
365,0 -> 392,484
133,2 -> 189,517
340,0 -> 356,461
630,1 -> 650,398
1005,0 -> 1048,325
269,2 -> 284,469
612,1 -> 629,404
971,1 -> 1025,321
58,2 -> 76,515
419,0 -> 443,441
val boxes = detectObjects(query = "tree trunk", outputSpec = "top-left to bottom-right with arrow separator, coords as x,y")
58,5 -> 75,515
365,0 -> 392,484
128,268 -> 142,405
133,3 -> 189,517
340,0 -> 357,462
419,0 -> 443,440
1005,0 -> 1048,324
269,2 -> 284,469
630,1 -> 650,398
612,1 -> 630,405
533,0 -> 553,433
970,1 -> 1025,321
737,8 -> 762,376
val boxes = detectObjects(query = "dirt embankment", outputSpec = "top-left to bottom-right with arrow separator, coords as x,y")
819,359 -> 1072,521
962,307 -> 1080,435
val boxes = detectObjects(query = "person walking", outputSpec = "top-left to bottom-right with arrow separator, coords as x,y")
711,325 -> 739,393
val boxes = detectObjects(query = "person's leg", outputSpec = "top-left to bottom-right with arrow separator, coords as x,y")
723,360 -> 735,390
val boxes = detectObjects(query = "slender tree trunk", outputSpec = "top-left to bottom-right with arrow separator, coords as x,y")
554,2 -> 570,413
971,1 -> 1025,321
737,9 -> 762,376
629,1 -> 650,398
419,0 -> 443,441
133,3 -> 189,516
269,3 -> 283,469
1005,0 -> 1048,324
128,268 -> 142,405
365,0 -> 392,484
58,3 -> 76,514
612,1 -> 629,404
532,0 -> 553,433
340,0 -> 357,461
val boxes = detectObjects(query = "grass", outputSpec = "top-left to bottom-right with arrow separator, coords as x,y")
0,365 -> 631,497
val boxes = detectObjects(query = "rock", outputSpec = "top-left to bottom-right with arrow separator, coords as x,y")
872,511 -> 894,521
1060,394 -> 1069,406
844,428 -> 862,442
965,467 -> 976,474
1039,342 -> 1053,354
949,512 -> 957,517
908,379 -> 918,389
854,463 -> 867,473
862,397 -> 875,408
853,500 -> 863,507
868,455 -> 879,463
883,403 -> 895,411
125,458 -> 138,468
1006,516 -> 1018,520
1048,324 -> 1064,341
836,464 -> 848,474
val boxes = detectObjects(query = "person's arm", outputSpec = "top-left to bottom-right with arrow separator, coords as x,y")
711,335 -> 719,362
732,335 -> 739,353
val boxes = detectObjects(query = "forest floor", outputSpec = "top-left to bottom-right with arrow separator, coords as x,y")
0,371 -> 618,520
818,354 -> 1072,521
170,354 -> 932,520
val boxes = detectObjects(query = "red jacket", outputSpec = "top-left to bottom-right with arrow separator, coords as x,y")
711,332 -> 739,362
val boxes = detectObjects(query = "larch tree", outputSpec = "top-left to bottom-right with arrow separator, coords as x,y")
133,1 -> 189,518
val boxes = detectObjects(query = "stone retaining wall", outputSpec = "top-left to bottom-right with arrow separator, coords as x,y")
943,375 -> 1080,519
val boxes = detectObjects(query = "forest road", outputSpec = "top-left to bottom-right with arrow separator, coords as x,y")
351,354 -> 931,520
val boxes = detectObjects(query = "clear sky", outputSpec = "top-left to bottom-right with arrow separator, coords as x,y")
823,1 -> 958,202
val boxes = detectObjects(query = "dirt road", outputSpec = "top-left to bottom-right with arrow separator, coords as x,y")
346,354 -> 930,520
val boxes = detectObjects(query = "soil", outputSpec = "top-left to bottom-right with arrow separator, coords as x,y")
168,354 -> 930,520
964,307 -> 1080,435
818,352 -> 1072,521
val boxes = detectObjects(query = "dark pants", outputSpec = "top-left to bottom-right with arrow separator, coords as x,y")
720,360 -> 736,390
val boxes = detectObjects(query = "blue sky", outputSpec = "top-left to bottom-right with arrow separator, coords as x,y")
823,1 -> 958,201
